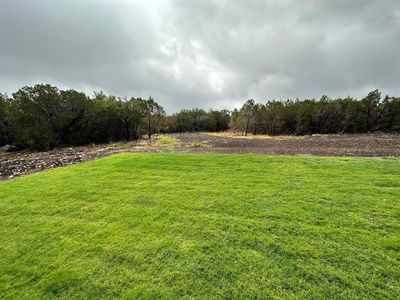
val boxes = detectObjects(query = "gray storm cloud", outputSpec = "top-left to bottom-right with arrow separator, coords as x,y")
1,0 -> 399,112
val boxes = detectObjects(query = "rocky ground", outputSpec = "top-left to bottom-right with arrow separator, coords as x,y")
0,141 -> 151,180
1,132 -> 399,180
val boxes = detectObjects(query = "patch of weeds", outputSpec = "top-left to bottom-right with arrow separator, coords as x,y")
154,136 -> 179,147
191,140 -> 212,148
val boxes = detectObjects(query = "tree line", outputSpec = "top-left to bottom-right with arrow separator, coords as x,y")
0,84 -> 167,149
1,84 -> 399,150
0,84 -> 229,150
231,91 -> 400,136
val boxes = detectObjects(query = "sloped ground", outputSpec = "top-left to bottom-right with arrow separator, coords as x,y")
1,133 -> 399,180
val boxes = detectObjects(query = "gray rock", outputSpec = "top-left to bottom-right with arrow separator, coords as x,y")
1,145 -> 17,152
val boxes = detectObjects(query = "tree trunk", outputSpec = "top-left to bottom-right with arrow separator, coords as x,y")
244,118 -> 250,136
148,114 -> 152,139
124,118 -> 130,141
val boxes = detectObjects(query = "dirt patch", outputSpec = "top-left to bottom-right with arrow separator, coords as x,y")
173,132 -> 400,157
1,133 -> 399,181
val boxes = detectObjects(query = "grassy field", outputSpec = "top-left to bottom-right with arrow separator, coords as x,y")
0,153 -> 399,299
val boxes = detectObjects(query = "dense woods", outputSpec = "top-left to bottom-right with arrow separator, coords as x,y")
0,85 -> 166,149
164,109 -> 230,133
231,91 -> 400,136
1,84 -> 399,150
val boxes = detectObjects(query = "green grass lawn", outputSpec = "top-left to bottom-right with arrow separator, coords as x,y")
0,153 -> 399,299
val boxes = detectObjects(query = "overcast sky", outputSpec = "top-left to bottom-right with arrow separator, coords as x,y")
1,0 -> 399,112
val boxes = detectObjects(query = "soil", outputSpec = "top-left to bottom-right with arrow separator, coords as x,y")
176,132 -> 400,156
1,132 -> 399,181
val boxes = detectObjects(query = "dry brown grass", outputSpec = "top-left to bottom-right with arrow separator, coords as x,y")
203,132 -> 305,140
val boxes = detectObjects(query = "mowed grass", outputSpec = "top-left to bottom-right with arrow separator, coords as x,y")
0,153 -> 399,299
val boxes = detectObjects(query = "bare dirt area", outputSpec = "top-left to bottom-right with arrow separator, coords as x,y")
175,132 -> 400,156
1,132 -> 399,180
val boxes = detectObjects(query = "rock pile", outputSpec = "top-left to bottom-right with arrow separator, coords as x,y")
0,146 -> 109,180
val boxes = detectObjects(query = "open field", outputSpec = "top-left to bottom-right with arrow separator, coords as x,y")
0,153 -> 399,298
1,133 -> 400,180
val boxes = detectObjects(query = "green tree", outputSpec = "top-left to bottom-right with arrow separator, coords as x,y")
11,84 -> 62,149
0,93 -> 13,146
240,99 -> 256,136
143,97 -> 165,139
382,96 -> 400,132
58,89 -> 91,144
361,90 -> 382,133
